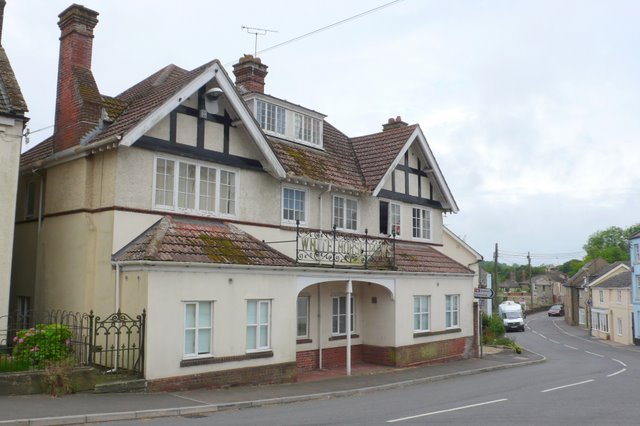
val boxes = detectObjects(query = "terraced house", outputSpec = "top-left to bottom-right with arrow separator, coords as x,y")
12,4 -> 479,389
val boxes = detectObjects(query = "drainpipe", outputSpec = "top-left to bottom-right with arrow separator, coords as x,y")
346,279 -> 352,376
110,262 -> 121,373
318,284 -> 322,369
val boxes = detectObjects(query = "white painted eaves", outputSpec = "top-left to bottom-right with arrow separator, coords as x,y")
372,126 -> 459,213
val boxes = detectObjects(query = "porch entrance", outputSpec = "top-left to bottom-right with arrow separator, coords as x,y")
295,277 -> 395,376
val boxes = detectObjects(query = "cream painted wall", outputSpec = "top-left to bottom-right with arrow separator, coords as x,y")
145,115 -> 170,140
114,147 -> 154,209
229,126 -> 262,160
142,268 -> 298,380
43,160 -> 88,214
112,211 -> 162,254
1,120 -> 26,322
393,275 -> 473,347
176,114 -> 197,147
435,229 -> 482,288
203,121 -> 224,152
32,211 -> 117,316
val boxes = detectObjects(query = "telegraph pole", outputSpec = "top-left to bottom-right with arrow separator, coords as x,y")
493,243 -> 498,313
528,252 -> 533,310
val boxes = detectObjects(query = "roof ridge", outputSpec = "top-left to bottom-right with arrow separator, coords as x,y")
145,216 -> 172,259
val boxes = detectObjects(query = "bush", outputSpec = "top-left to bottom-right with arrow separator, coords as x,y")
12,324 -> 73,368
481,313 -> 505,344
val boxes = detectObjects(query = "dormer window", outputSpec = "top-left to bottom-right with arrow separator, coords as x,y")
294,113 -> 321,145
256,100 -> 285,135
246,93 -> 325,149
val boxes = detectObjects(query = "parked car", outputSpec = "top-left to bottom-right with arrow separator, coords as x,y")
548,304 -> 564,317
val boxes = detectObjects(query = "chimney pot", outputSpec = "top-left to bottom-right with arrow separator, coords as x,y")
382,115 -> 409,131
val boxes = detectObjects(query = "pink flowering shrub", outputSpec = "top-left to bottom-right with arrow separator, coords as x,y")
12,324 -> 73,367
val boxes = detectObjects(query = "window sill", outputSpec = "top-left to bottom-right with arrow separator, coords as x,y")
180,350 -> 273,368
413,328 -> 461,338
329,334 -> 359,341
296,338 -> 312,344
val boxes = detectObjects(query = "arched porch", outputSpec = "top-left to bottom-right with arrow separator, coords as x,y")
295,276 -> 396,376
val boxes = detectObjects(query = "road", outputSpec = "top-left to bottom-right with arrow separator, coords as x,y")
108,312 -> 640,425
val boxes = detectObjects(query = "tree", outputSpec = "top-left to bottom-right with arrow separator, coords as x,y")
559,259 -> 585,276
583,224 -> 640,263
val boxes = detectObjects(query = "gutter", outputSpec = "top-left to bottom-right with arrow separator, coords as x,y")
21,134 -> 122,173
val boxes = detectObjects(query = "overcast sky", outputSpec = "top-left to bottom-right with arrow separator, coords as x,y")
4,0 -> 639,265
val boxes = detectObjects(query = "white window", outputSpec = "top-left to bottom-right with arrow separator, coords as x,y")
617,289 -> 622,303
219,170 -> 236,215
246,300 -> 271,351
184,302 -> 212,358
636,275 -> 640,301
445,295 -> 459,328
297,296 -> 310,338
154,157 -> 237,216
592,311 -> 608,333
634,243 -> 640,264
333,196 -> 358,231
294,113 -> 321,145
178,163 -> 196,209
256,100 -> 285,135
578,307 -> 586,325
332,295 -> 355,335
155,158 -> 175,207
283,187 -> 307,224
16,296 -> 31,330
379,201 -> 402,236
617,317 -> 623,336
413,296 -> 430,332
599,289 -> 604,303
412,207 -> 431,240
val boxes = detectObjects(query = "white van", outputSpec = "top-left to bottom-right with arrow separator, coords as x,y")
498,301 -> 525,332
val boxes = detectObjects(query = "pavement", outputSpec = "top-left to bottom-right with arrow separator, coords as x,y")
0,346 -> 544,425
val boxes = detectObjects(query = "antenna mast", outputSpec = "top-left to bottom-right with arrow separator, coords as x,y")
241,26 -> 277,57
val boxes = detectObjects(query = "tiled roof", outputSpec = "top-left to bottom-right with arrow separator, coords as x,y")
20,137 -> 53,168
351,125 -> 418,190
498,278 -> 520,289
113,216 -> 294,266
592,270 -> 631,288
0,46 -> 27,116
392,242 -> 472,274
269,121 -> 365,190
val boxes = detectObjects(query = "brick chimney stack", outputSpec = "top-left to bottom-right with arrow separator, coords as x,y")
382,116 -> 408,131
232,55 -> 268,94
53,4 -> 101,152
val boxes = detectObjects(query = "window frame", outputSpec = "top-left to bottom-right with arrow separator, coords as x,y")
246,299 -> 271,352
617,317 -> 623,336
282,186 -> 308,226
412,207 -> 432,241
24,179 -> 37,219
599,289 -> 604,303
183,301 -> 213,359
445,294 -> 460,329
294,112 -> 321,146
333,195 -> 359,232
297,296 -> 310,339
413,295 -> 430,332
617,289 -> 622,304
153,155 -> 238,218
256,100 -> 285,135
331,295 -> 355,336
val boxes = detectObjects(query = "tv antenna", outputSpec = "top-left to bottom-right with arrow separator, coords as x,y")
242,26 -> 278,57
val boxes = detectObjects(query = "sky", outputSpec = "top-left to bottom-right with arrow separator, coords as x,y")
4,0 -> 640,266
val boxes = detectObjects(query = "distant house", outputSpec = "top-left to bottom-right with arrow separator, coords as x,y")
630,233 -> 640,344
11,4 -> 480,389
0,0 -> 28,338
531,271 -> 566,306
563,258 -> 609,327
588,263 -> 632,345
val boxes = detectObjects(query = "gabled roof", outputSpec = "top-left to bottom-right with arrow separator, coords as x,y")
353,125 -> 458,212
591,270 -> 631,289
0,46 -> 27,117
586,261 -> 630,287
113,216 -> 294,266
